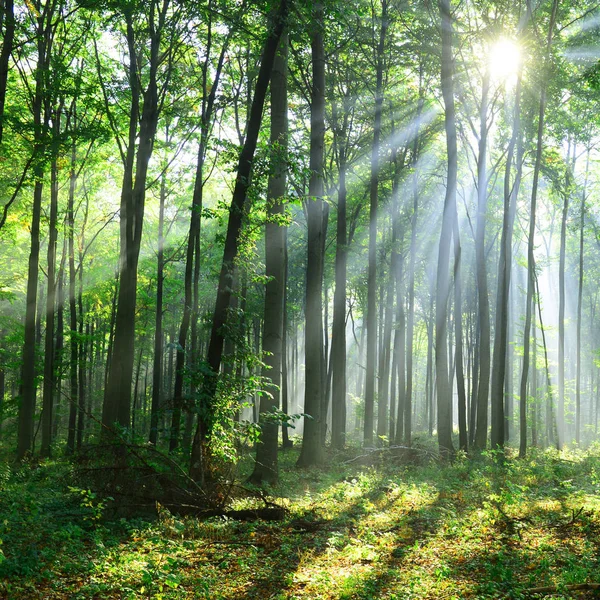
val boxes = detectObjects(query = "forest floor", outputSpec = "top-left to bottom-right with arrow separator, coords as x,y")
2,443 -> 600,599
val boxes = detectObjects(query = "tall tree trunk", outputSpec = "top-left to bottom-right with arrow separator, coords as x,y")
53,250 -> 65,439
491,68 -> 523,453
249,31 -> 288,484
17,7 -> 52,459
103,4 -> 165,434
170,19 -> 228,451
453,216 -> 467,451
188,0 -> 288,480
394,258 -> 406,446
0,0 -> 14,142
331,105 -> 348,449
297,1 -> 326,467
474,71 -> 490,450
364,0 -> 388,447
435,0 -> 457,458
557,149 -> 571,449
41,111 -> 61,457
517,0 -> 558,457
377,259 -> 394,441
576,150 -> 589,444
405,87 -> 423,447
66,143 -> 78,455
150,167 -> 167,445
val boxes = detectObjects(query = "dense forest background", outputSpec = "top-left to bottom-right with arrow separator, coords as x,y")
4,0 -> 600,596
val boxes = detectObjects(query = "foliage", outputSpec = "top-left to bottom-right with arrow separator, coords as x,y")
2,450 -> 600,598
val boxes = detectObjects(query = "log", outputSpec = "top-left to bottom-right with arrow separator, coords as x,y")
526,583 -> 600,595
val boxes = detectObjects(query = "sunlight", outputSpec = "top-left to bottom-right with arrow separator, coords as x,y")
489,38 -> 521,82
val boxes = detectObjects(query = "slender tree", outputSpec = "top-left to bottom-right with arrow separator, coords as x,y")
297,1 -> 326,467
435,0 -> 457,458
188,0 -> 289,481
249,31 -> 288,484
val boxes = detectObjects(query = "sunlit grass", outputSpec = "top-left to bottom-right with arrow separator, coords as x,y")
3,447 -> 600,598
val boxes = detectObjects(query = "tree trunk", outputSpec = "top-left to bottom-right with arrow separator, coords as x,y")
41,114 -> 61,457
297,2 -> 326,467
17,5 -> 55,459
474,71 -> 490,451
189,0 -> 288,480
364,0 -> 388,447
405,88 -> 423,448
103,5 -> 165,434
576,150 -> 589,444
453,216 -> 467,451
557,151 -> 571,449
249,31 -> 288,484
0,0 -> 14,142
517,0 -> 558,457
150,167 -> 167,445
170,24 -> 228,452
435,0 -> 457,458
330,106 -> 348,449
66,143 -> 78,455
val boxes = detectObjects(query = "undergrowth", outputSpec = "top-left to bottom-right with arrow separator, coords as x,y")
2,445 -> 600,598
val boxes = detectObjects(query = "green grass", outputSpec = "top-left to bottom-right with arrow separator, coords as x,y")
3,445 -> 600,598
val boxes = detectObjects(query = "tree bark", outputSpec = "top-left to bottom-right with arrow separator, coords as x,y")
364,0 -> 388,447
17,6 -> 53,459
517,0 -> 558,458
297,1 -> 326,467
249,31 -> 288,484
103,3 -> 166,434
474,71 -> 490,451
41,110 -> 61,457
170,20 -> 229,451
188,0 -> 289,480
435,0 -> 457,458
330,99 -> 348,450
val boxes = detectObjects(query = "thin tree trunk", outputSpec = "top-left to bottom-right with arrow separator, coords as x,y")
492,68 -> 523,453
150,167 -> 167,445
435,0 -> 457,458
0,0 -> 14,142
17,6 -> 52,460
189,0 -> 289,480
518,0 -> 558,457
66,143 -> 78,455
453,215 -> 467,451
474,71 -> 490,450
405,87 -> 423,447
364,0 -> 388,446
297,1 -> 326,467
103,3 -> 166,433
576,150 -> 589,444
249,30 -> 288,484
41,112 -> 61,457
331,103 -> 348,449
170,18 -> 229,451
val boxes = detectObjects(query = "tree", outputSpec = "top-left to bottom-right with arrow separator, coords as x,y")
364,0 -> 388,447
435,0 -> 457,458
101,0 -> 178,434
297,1 -> 326,468
249,31 -> 288,485
189,0 -> 289,481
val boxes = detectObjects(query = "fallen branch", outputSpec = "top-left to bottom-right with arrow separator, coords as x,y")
343,445 -> 434,465
549,506 -> 586,529
525,582 -> 600,595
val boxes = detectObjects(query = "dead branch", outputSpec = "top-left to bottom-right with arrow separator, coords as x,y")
525,582 -> 600,595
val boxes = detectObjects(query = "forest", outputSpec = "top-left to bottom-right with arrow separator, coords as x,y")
4,0 -> 600,597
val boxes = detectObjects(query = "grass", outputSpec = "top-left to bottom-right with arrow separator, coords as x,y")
2,443 -> 600,598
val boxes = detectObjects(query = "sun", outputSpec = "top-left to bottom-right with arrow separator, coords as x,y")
489,38 -> 521,81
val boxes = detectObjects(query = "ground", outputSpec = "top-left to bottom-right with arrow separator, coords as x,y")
2,443 -> 600,599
